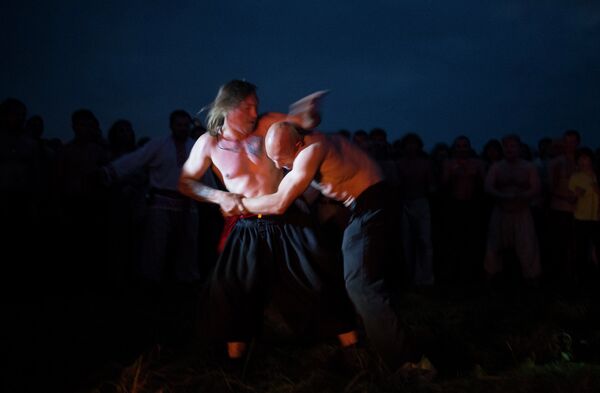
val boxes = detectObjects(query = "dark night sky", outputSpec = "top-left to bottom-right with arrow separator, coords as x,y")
3,0 -> 600,151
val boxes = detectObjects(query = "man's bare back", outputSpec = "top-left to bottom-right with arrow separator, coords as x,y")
241,124 -> 383,215
306,133 -> 383,206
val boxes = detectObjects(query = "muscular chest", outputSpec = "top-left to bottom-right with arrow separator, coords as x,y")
211,136 -> 271,180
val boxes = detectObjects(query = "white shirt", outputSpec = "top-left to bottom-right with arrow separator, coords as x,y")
110,135 -> 194,191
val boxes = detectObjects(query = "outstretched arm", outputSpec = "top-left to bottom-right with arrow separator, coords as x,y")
257,90 -> 328,133
178,135 -> 246,215
242,142 -> 327,215
288,90 -> 329,129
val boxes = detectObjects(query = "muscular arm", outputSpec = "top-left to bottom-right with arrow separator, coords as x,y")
178,135 -> 245,215
242,142 -> 327,215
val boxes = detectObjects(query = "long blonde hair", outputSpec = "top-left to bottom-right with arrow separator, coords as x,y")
204,80 -> 257,136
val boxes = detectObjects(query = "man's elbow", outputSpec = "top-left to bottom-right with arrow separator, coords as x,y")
178,177 -> 192,196
272,199 -> 293,215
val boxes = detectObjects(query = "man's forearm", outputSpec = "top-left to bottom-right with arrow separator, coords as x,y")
242,194 -> 287,215
179,177 -> 226,205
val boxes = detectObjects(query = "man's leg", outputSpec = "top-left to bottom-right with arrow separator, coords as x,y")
342,208 -> 410,369
203,222 -> 265,359
515,209 -> 541,280
269,208 -> 357,344
484,206 -> 504,278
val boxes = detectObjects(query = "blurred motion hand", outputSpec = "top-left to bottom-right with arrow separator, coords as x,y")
289,90 -> 329,129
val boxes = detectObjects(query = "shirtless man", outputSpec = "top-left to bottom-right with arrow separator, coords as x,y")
396,133 -> 435,287
178,80 -> 356,360
546,130 -> 580,288
484,134 -> 541,283
239,121 -> 413,369
441,136 -> 486,289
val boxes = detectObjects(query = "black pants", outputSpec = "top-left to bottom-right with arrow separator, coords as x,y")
203,204 -> 355,342
344,182 -> 411,367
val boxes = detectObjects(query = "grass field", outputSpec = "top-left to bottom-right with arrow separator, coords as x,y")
49,281 -> 600,393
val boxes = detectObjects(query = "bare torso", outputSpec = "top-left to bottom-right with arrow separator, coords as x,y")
308,133 -> 383,206
444,158 -> 484,201
549,155 -> 577,212
196,115 -> 285,198
490,159 -> 536,210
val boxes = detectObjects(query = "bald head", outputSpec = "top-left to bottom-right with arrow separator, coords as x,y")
265,121 -> 303,170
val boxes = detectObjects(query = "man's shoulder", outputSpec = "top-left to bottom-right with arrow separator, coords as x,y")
306,131 -> 328,144
302,133 -> 331,155
195,132 -> 217,146
256,112 -> 288,135
187,133 -> 218,160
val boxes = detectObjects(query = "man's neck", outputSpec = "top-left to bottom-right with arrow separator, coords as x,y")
221,123 -> 252,141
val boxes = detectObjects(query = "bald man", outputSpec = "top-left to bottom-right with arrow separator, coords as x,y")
240,121 -> 413,369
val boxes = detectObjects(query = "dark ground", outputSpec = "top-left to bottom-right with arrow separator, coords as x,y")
4,270 -> 600,393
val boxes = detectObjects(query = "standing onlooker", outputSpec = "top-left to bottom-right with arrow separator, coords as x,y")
396,133 -> 435,288
104,110 -> 200,287
441,136 -> 486,292
105,120 -> 147,289
568,148 -> 600,293
484,134 -> 541,288
55,109 -> 110,289
103,110 -> 200,346
546,130 -> 580,291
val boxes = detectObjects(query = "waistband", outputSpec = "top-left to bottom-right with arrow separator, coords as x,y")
238,213 -> 285,223
349,181 -> 389,213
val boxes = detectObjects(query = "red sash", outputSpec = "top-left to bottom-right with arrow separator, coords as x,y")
217,214 -> 260,254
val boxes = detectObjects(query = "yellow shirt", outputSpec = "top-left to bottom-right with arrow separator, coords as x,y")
568,171 -> 599,221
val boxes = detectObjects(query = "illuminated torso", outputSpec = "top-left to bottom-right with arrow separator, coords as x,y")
309,133 -> 383,206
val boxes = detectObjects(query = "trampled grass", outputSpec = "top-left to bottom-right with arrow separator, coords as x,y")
83,286 -> 600,393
